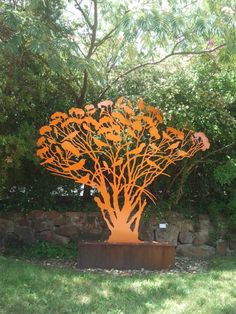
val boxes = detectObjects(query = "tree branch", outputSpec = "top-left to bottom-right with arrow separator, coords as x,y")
87,0 -> 97,58
165,142 -> 235,198
92,8 -> 129,54
98,43 -> 226,100
202,142 -> 235,160
171,37 -> 185,53
76,0 -> 98,106
75,0 -> 93,30
92,22 -> 122,55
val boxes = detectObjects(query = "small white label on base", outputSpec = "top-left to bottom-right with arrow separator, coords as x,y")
159,223 -> 167,229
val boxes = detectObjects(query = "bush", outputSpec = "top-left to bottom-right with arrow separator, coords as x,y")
4,241 -> 77,260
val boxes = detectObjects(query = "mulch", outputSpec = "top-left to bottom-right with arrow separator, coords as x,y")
16,256 -> 209,276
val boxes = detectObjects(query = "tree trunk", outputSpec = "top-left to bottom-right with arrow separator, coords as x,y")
107,211 -> 142,243
107,225 -> 140,243
96,194 -> 145,243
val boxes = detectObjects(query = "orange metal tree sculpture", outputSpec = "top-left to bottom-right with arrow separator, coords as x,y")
36,97 -> 210,243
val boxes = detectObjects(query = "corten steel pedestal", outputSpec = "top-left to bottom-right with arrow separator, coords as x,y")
78,242 -> 175,270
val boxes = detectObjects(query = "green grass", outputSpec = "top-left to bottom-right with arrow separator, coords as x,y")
0,256 -> 236,314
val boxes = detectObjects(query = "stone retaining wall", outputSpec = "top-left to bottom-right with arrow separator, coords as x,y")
0,210 -> 235,258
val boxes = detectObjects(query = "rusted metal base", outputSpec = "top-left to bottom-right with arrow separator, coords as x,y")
78,241 -> 175,270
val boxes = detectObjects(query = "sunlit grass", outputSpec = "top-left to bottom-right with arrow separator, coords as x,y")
0,255 -> 235,314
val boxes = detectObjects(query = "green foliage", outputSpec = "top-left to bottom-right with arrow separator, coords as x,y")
212,155 -> 236,231
214,158 -> 236,185
208,201 -> 226,220
0,0 -> 236,232
0,0 -> 81,203
227,192 -> 236,232
4,241 -> 77,260
109,55 -> 236,230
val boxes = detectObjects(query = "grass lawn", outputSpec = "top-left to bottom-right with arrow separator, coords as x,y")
0,255 -> 236,314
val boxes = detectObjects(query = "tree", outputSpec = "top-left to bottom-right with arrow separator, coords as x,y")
0,0 -> 235,211
70,0 -> 236,104
2,0 -> 234,106
36,97 -> 210,242
111,56 -> 236,218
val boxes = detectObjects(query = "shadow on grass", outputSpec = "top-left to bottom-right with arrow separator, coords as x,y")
211,302 -> 236,314
208,256 -> 236,271
0,256 -> 236,314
